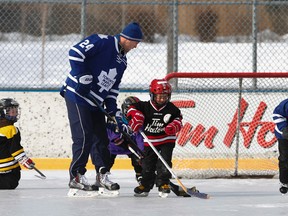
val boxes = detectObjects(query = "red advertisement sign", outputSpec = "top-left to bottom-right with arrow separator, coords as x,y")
177,98 -> 277,149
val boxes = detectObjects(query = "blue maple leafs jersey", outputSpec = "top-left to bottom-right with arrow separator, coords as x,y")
272,98 -> 288,139
61,34 -> 127,115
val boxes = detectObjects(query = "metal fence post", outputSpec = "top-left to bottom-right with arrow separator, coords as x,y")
167,0 -> 179,89
81,0 -> 87,39
252,0 -> 258,88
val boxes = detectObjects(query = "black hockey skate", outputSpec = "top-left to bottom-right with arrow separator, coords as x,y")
158,184 -> 170,198
280,183 -> 288,194
134,185 -> 150,197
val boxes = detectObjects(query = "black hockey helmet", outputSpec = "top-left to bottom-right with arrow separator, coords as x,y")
0,98 -> 20,122
121,96 -> 140,117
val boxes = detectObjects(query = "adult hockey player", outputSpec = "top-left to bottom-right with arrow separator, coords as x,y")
272,98 -> 288,194
127,79 -> 183,197
0,98 -> 35,189
60,22 -> 143,196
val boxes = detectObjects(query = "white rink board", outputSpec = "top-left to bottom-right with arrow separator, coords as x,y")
171,92 -> 282,159
0,91 -> 284,158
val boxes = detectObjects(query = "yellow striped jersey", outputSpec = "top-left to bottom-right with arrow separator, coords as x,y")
0,125 -> 26,173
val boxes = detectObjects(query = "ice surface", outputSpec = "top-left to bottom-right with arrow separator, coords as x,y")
0,170 -> 287,216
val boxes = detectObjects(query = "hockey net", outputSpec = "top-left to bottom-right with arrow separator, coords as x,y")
166,72 -> 288,179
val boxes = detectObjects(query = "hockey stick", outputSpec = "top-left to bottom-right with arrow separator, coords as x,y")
127,145 -> 141,160
139,131 -> 210,199
87,94 -> 145,158
33,166 -> 46,180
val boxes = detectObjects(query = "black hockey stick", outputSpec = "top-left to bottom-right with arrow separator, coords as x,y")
139,131 -> 210,199
87,94 -> 145,158
33,166 -> 46,180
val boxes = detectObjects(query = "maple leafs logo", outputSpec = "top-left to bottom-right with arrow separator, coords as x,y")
97,68 -> 117,92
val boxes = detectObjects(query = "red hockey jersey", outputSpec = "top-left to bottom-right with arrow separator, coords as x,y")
128,100 -> 182,147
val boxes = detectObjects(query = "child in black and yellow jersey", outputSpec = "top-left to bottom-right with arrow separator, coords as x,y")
0,98 -> 35,189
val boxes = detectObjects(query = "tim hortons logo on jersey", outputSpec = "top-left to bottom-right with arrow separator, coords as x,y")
97,68 -> 117,92
163,114 -> 172,123
177,98 -> 277,149
145,118 -> 165,133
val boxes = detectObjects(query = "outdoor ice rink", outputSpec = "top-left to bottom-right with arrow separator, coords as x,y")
1,170 -> 287,216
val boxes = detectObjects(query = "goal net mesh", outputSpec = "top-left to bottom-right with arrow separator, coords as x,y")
167,72 -> 287,179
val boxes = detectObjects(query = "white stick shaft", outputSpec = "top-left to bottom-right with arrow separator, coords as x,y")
140,131 -> 177,179
140,131 -> 189,192
128,146 -> 141,159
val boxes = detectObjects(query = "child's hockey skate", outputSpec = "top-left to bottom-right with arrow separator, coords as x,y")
134,185 -> 150,197
158,184 -> 170,198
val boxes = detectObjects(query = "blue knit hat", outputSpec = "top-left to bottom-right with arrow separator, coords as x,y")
120,22 -> 143,42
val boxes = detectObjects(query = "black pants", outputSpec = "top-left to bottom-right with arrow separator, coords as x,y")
109,153 -> 142,174
141,143 -> 175,188
65,96 -> 110,179
0,169 -> 21,189
278,139 -> 288,184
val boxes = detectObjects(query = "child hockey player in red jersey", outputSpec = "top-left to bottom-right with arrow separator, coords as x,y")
0,98 -> 35,189
107,95 -> 198,197
127,79 -> 184,197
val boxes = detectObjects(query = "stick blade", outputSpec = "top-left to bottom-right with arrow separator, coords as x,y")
186,189 -> 210,199
33,166 -> 46,180
35,174 -> 46,180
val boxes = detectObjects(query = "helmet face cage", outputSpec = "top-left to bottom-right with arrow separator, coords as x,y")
121,96 -> 140,117
0,98 -> 20,122
149,79 -> 172,105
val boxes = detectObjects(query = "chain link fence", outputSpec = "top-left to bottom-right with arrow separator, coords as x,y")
1,0 -> 288,90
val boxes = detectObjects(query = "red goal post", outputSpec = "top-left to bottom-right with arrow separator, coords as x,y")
165,72 -> 288,178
